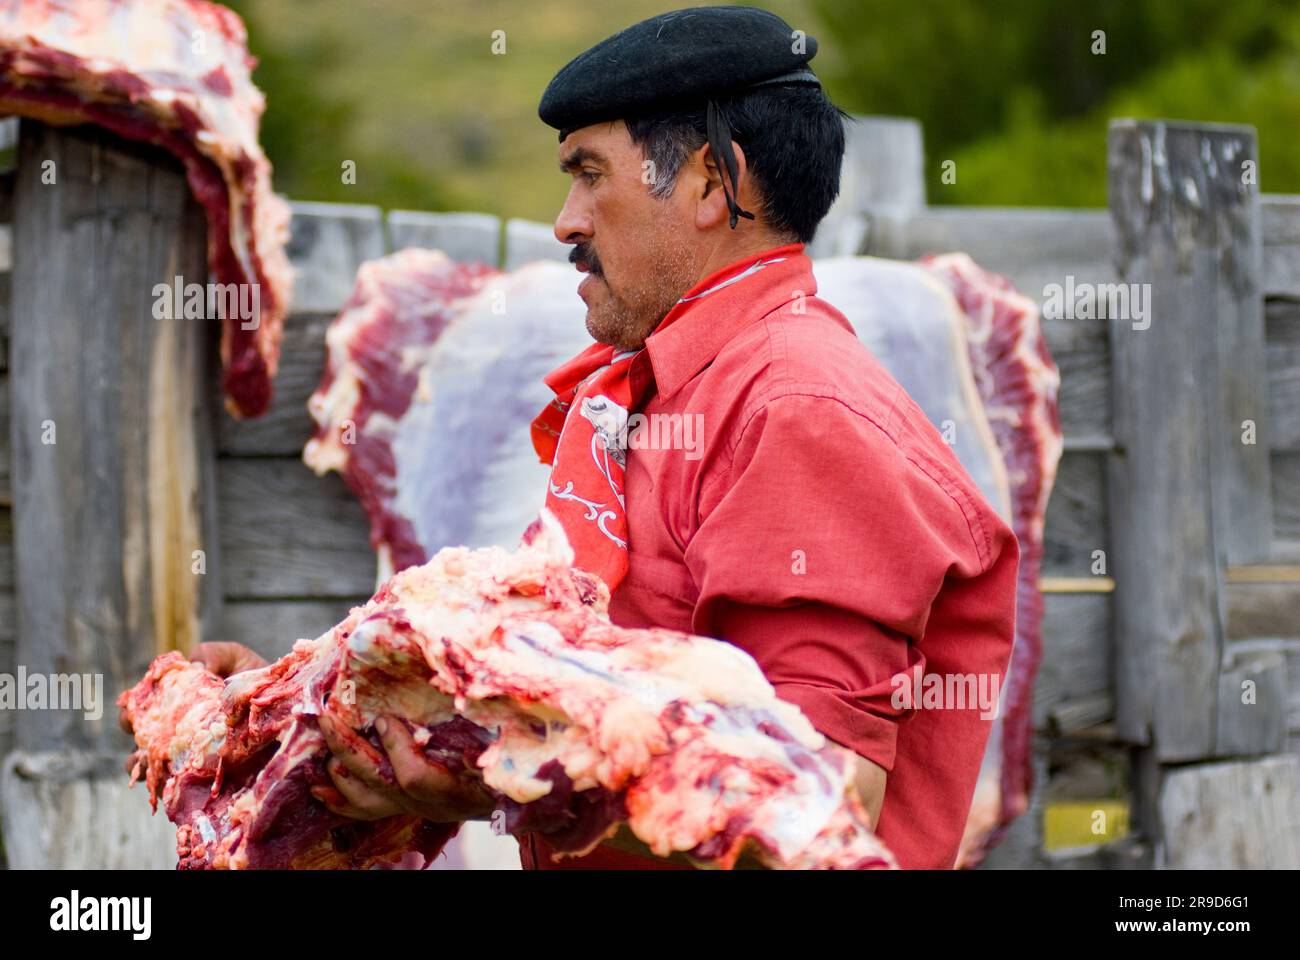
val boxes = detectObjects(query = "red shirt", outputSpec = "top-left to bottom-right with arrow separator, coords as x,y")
520,244 -> 1019,870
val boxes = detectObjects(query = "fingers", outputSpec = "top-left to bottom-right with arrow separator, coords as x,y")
308,782 -> 374,820
315,713 -> 493,822
311,758 -> 404,821
377,716 -> 494,818
317,714 -> 390,790
375,717 -> 452,796
189,642 -> 239,676
313,715 -> 404,822
308,782 -> 350,810
189,642 -> 268,679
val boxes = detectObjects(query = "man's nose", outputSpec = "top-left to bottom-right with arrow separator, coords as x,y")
554,184 -> 592,245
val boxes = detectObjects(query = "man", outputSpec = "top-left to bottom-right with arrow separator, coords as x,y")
193,6 -> 1019,870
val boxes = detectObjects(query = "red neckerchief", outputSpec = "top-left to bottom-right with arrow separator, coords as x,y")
530,243 -> 804,589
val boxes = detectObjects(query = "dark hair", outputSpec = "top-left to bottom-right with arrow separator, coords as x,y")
618,85 -> 849,244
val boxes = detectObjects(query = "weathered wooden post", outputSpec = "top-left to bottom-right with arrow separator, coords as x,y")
1108,119 -> 1298,867
808,115 -> 926,259
0,120 -> 222,868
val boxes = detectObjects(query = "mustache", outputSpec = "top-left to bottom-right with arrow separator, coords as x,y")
570,242 -> 603,277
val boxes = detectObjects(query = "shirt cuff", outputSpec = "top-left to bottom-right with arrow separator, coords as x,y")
772,681 -> 901,772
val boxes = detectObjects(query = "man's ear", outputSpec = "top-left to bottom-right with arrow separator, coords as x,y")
695,140 -> 748,231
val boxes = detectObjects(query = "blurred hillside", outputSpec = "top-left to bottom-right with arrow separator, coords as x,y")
227,0 -> 1300,218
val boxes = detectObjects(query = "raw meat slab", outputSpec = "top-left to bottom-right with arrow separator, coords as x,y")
0,0 -> 293,417
120,512 -> 896,870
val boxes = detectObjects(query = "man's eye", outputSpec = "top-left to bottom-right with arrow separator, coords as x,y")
581,170 -> 600,184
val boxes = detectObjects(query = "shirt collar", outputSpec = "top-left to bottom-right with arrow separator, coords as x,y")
643,242 -> 814,401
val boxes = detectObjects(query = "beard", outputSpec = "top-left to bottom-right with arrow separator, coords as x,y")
572,240 -> 698,351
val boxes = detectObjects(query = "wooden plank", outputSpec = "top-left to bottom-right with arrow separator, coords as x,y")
217,312 -> 331,456
1107,120 -> 1249,759
1217,641 -> 1289,755
503,218 -> 568,270
847,116 -> 926,209
9,122 -> 221,756
1267,298 -> 1300,451
387,210 -> 501,266
1041,315 -> 1111,442
865,206 -> 1114,307
809,116 -> 924,260
0,589 -> 14,763
1042,450 -> 1108,578
1225,580 -> 1300,639
0,751 -> 177,869
863,205 -> 1115,442
1275,451 -> 1300,542
1062,434 -> 1114,452
1201,135 -> 1272,565
0,372 -> 8,503
1271,537 -> 1300,562
1048,693 -> 1116,735
1038,577 -> 1114,593
218,597 -> 369,663
1035,592 -> 1112,730
1226,564 -> 1300,582
1262,194 -> 1300,298
1158,755 -> 1300,868
286,200 -> 385,313
218,457 -> 375,599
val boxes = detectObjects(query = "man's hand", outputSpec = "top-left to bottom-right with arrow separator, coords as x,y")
118,641 -> 269,740
189,641 -> 268,678
121,641 -> 271,779
310,714 -> 496,823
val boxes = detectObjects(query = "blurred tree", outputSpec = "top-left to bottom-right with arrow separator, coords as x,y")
815,0 -> 1300,205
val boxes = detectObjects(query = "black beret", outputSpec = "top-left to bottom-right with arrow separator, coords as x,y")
538,5 -> 820,132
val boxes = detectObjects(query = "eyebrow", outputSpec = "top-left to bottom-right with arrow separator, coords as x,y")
558,146 -> 606,173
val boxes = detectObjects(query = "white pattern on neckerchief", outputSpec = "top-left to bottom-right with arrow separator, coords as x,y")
677,255 -> 787,303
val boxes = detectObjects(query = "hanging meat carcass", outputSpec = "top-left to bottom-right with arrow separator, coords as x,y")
0,0 -> 292,417
303,249 -> 1062,867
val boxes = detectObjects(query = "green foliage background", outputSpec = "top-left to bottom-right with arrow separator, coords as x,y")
225,0 -> 1299,218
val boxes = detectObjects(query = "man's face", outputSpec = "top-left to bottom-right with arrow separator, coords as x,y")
554,121 -> 702,351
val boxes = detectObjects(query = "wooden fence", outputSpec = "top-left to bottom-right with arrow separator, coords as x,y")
0,116 -> 1296,868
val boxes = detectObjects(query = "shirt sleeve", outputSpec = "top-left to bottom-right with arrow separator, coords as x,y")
683,391 -> 995,772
